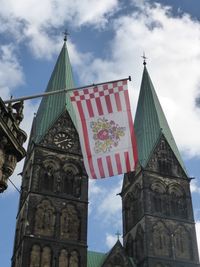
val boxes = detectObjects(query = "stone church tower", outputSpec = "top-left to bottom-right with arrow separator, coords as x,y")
121,64 -> 200,267
11,41 -> 199,267
11,40 -> 88,267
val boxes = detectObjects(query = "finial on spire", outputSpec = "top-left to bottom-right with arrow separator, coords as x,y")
142,52 -> 147,66
115,231 -> 121,240
63,30 -> 69,42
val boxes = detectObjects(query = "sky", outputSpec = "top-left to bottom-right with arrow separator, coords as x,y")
0,0 -> 200,266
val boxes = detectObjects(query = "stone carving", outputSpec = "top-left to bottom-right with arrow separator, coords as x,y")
0,99 -> 26,193
60,204 -> 80,240
151,181 -> 166,214
135,225 -> 144,261
63,170 -> 74,195
30,245 -> 40,267
40,164 -> 55,192
55,170 -> 62,193
126,234 -> 133,257
124,185 -> 142,231
41,247 -> 51,267
63,164 -> 81,197
59,249 -> 68,267
34,200 -> 55,236
174,225 -> 191,260
149,181 -> 188,219
69,251 -> 79,267
152,221 -> 170,257
41,113 -> 81,153
73,176 -> 81,197
169,185 -> 187,219
147,136 -> 186,178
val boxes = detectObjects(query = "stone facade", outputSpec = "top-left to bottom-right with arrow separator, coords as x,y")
122,135 -> 200,267
11,111 -> 88,267
0,98 -> 26,192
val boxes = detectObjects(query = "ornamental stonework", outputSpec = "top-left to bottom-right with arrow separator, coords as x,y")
40,112 -> 81,154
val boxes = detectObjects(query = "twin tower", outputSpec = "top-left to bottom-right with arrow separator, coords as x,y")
11,41 -> 200,267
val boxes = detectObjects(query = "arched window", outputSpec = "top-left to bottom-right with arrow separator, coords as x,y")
59,249 -> 68,267
132,184 -> 142,223
151,181 -> 166,215
63,164 -> 81,197
30,245 -> 41,267
124,193 -> 133,232
113,254 -> 123,266
174,225 -> 191,260
40,163 -> 55,192
135,225 -> 144,261
60,204 -> 80,240
41,246 -> 51,267
126,234 -> 134,257
34,200 -> 55,236
168,184 -> 187,219
69,250 -> 79,267
152,221 -> 170,257
64,169 -> 74,194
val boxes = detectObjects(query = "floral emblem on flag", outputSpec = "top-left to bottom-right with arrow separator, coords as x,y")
90,117 -> 126,153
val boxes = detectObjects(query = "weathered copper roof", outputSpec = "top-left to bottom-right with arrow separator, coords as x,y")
134,66 -> 187,174
87,251 -> 107,267
33,41 -> 76,143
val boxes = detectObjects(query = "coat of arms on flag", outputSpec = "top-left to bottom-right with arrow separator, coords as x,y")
69,78 -> 138,179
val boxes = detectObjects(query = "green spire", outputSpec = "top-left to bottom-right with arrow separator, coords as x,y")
33,41 -> 76,143
134,66 -> 186,173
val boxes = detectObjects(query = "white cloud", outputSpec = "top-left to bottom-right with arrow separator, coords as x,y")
0,44 -> 24,99
97,178 -> 122,216
191,179 -> 200,194
106,233 -> 123,249
0,0 -> 119,59
88,176 -> 123,228
75,2 -> 200,157
196,221 -> 200,255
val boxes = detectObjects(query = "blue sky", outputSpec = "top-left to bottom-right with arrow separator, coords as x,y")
0,0 -> 200,266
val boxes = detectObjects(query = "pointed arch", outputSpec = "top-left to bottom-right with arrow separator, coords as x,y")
152,221 -> 170,257
60,204 -> 80,240
112,253 -> 124,265
30,244 -> 41,267
40,159 -> 57,192
126,234 -> 134,257
124,192 -> 134,232
62,163 -> 81,197
69,250 -> 79,267
168,184 -> 187,218
41,246 -> 51,267
34,199 -> 55,236
59,249 -> 68,267
135,224 -> 144,261
150,180 -> 167,214
132,183 -> 142,224
174,225 -> 191,260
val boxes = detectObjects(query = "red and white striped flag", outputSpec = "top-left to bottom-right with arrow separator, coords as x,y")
70,79 -> 138,179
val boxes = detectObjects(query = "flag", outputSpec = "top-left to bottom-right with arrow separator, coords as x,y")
70,79 -> 138,179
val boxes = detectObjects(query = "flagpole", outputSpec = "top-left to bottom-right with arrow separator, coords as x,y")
4,76 -> 131,104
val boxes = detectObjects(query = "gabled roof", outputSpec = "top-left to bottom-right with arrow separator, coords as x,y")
32,41 -> 76,144
101,240 -> 136,267
134,66 -> 187,174
87,241 -> 136,267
